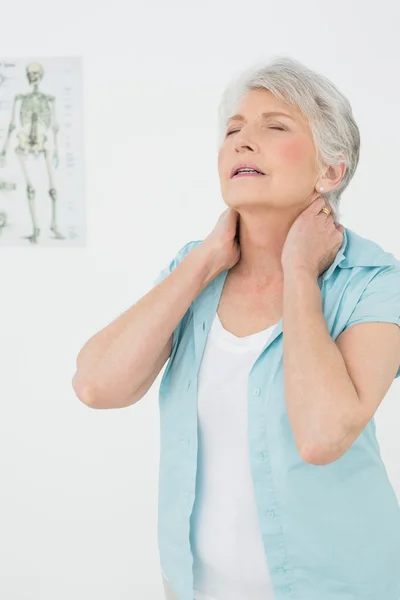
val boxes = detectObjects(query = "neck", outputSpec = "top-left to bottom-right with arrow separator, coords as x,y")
232,206 -> 301,285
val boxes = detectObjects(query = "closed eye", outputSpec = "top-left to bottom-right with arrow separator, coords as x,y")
226,126 -> 285,136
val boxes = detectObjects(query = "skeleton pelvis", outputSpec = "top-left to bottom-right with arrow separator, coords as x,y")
17,131 -> 47,153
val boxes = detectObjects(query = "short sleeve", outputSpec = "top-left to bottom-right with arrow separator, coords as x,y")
344,264 -> 400,378
153,261 -> 177,288
152,240 -> 202,356
153,240 -> 202,287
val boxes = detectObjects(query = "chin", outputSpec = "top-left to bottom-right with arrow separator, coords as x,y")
223,194 -> 273,208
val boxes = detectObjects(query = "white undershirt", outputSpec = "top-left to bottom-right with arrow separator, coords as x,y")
190,311 -> 278,600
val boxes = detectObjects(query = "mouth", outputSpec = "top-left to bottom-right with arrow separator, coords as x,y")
230,164 -> 266,179
231,171 -> 265,179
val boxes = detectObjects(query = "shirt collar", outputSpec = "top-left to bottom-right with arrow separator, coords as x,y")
320,227 -> 348,282
320,226 -> 398,282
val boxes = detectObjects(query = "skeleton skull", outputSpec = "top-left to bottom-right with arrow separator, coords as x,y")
26,62 -> 44,85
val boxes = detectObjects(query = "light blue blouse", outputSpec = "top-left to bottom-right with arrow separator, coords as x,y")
153,226 -> 400,600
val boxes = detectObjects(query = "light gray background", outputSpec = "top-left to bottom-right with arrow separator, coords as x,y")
0,0 -> 399,598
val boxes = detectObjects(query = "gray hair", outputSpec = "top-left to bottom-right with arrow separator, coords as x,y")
217,56 -> 360,222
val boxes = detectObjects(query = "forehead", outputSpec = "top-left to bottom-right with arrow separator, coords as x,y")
228,88 -> 308,127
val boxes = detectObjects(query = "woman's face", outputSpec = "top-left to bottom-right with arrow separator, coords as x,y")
218,88 -> 320,212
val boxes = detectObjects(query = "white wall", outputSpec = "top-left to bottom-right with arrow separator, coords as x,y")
1,1 -> 399,598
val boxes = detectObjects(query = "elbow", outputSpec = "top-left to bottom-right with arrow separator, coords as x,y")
72,372 -> 98,408
72,371 -> 143,409
299,422 -> 359,465
299,441 -> 342,466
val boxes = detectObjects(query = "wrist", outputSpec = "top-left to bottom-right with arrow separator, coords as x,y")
283,263 -> 319,281
189,243 -> 222,288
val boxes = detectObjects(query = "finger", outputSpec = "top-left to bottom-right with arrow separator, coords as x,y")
336,224 -> 345,234
312,196 -> 327,214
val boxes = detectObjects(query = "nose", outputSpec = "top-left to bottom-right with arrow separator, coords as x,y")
234,128 -> 259,153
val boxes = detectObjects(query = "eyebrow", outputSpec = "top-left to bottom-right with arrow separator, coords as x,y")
227,111 -> 295,124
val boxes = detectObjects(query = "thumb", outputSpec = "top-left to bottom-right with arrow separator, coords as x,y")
336,223 -> 345,234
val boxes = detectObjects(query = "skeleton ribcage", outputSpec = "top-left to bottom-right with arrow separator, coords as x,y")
20,94 -> 51,130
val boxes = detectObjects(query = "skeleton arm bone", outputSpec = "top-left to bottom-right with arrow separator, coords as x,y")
49,95 -> 59,156
1,94 -> 21,157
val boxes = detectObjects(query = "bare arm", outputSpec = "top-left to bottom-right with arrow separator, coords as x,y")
72,243 -> 218,409
282,267 -> 361,462
282,267 -> 400,466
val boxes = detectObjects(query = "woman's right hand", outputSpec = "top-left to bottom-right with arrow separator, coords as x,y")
201,207 -> 241,274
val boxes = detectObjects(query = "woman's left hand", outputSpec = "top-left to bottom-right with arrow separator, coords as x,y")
281,196 -> 345,279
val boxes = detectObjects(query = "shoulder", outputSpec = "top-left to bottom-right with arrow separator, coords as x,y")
336,228 -> 400,330
341,227 -> 400,295
342,227 -> 400,273
325,227 -> 400,334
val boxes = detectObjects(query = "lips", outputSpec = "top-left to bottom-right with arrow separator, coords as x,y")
232,171 -> 264,179
230,162 -> 265,178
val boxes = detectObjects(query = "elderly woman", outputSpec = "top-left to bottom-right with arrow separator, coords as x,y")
73,56 -> 400,600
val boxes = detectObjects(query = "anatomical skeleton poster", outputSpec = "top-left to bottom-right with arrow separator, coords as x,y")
0,56 -> 85,246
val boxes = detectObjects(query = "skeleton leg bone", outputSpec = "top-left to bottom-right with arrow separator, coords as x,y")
16,151 -> 40,243
44,149 -> 65,239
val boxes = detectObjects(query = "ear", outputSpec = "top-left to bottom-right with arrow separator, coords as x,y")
319,161 -> 347,193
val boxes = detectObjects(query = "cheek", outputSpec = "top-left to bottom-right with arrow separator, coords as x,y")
279,139 -> 312,167
217,150 -> 225,172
